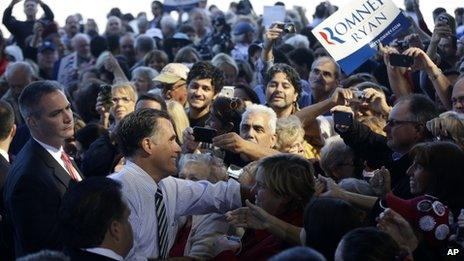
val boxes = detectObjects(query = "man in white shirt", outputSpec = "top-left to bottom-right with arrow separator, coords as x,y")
4,80 -> 83,257
110,109 -> 243,260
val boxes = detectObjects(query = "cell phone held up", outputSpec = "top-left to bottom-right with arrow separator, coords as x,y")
193,127 -> 217,143
389,53 -> 414,68
333,111 -> 353,127
99,84 -> 113,110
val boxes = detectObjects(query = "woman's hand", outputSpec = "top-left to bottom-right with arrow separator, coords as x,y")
225,199 -> 272,230
377,208 -> 418,253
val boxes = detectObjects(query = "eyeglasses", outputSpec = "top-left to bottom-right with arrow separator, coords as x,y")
385,119 -> 419,127
112,97 -> 132,103
452,96 -> 464,105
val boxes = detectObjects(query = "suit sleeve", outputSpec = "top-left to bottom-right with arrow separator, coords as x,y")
337,120 -> 393,168
8,174 -> 61,254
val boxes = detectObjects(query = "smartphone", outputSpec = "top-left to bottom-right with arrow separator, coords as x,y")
219,86 -> 235,98
193,127 -> 217,143
99,84 -> 113,108
333,111 -> 353,127
389,53 -> 414,67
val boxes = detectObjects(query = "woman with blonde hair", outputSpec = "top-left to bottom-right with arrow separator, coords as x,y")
166,100 -> 190,144
275,115 -> 319,161
427,110 -> 464,149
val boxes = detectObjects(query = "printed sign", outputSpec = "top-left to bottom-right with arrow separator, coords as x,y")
312,0 -> 410,74
263,6 -> 286,29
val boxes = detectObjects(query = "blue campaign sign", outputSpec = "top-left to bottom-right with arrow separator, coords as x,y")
163,0 -> 200,12
312,0 -> 410,75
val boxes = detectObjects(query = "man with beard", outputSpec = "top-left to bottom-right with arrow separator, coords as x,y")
186,62 -> 224,127
308,56 -> 341,105
265,63 -> 301,118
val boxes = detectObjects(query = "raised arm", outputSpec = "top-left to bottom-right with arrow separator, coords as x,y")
38,0 -> 54,21
403,47 -> 452,109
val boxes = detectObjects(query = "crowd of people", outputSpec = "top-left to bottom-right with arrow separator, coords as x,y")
0,0 -> 464,260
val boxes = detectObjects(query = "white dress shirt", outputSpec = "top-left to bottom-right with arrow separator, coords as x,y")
83,247 -> 123,261
0,148 -> 9,162
34,138 -> 68,172
109,161 -> 241,261
34,138 -> 82,181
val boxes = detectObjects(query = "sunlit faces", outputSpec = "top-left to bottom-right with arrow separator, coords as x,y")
187,78 -> 216,111
406,160 -> 431,195
383,102 -> 421,153
265,72 -> 298,110
240,112 -> 276,149
309,59 -> 339,94
110,88 -> 136,122
147,118 -> 181,176
251,166 -> 286,216
29,91 -> 74,147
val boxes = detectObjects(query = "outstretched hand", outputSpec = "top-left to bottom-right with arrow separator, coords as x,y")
225,199 -> 271,230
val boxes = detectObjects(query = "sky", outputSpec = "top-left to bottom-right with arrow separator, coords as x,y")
0,0 -> 462,38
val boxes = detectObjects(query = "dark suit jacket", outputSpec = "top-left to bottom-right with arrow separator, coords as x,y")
337,120 -> 413,199
66,247 -> 120,261
0,154 -> 13,260
3,139 -> 83,257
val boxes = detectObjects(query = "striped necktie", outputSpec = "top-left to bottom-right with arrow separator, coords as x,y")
155,187 -> 169,258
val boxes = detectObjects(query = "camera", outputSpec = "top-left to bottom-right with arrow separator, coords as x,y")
275,23 -> 296,34
438,16 -> 449,23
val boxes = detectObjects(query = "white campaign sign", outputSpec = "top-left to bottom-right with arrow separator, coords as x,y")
312,0 -> 410,74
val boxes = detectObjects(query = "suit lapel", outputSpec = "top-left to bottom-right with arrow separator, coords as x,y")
30,139 -> 71,188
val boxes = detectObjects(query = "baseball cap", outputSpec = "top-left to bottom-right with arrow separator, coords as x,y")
38,41 -> 57,53
153,63 -> 190,84
233,22 -> 255,36
386,193 -> 451,247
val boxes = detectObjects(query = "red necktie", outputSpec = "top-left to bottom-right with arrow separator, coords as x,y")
61,152 -> 81,181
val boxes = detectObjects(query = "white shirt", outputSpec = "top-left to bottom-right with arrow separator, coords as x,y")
83,247 -> 123,261
0,148 -> 9,162
34,138 -> 82,181
109,161 -> 241,261
34,138 -> 68,172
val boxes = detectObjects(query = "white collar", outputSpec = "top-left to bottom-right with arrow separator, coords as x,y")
0,148 -> 9,163
124,160 -> 159,192
33,138 -> 73,176
82,247 -> 123,261
34,138 -> 63,158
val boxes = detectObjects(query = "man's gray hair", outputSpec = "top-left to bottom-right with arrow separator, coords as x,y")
132,66 -> 159,81
135,34 -> 156,53
71,33 -> 91,47
4,61 -> 34,80
319,136 -> 354,175
160,15 -> 177,31
241,104 -> 277,134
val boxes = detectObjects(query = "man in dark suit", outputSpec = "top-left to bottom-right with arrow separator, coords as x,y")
3,80 -> 83,257
0,100 -> 16,260
58,177 -> 133,261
